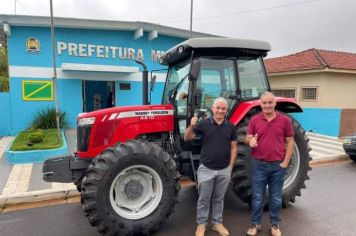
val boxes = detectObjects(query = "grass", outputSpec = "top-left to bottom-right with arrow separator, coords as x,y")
10,129 -> 64,151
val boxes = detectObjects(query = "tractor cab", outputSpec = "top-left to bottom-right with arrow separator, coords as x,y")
160,38 -> 271,139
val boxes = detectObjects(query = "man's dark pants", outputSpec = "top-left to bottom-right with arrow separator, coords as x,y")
250,158 -> 286,225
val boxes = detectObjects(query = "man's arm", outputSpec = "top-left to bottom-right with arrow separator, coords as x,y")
184,114 -> 198,141
229,141 -> 238,170
280,136 -> 294,168
184,124 -> 196,141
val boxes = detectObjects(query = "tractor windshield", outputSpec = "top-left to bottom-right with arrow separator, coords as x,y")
162,58 -> 191,104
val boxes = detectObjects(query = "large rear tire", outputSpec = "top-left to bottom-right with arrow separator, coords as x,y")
349,155 -> 356,163
231,113 -> 312,207
81,140 -> 180,235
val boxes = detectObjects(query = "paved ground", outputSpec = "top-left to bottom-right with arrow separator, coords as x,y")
0,130 -> 350,207
1,162 -> 355,236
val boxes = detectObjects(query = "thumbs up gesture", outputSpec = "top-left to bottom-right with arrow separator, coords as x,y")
249,134 -> 258,148
191,113 -> 198,127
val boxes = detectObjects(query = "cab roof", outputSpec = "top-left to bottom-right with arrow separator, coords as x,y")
160,37 -> 271,65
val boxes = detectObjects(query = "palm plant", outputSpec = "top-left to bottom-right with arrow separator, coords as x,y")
29,107 -> 70,129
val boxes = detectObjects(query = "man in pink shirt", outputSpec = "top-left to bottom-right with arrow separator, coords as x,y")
245,92 -> 294,236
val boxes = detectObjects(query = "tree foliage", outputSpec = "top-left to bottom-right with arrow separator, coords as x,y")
0,46 -> 9,92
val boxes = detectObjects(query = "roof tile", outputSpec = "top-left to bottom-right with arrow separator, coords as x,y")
265,49 -> 356,73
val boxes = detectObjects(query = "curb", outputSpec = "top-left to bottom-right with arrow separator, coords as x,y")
0,179 -> 195,208
309,154 -> 351,167
306,132 -> 342,141
0,187 -> 79,207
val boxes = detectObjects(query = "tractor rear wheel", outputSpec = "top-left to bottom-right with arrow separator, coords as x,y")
349,155 -> 356,163
231,113 -> 312,207
81,140 -> 180,235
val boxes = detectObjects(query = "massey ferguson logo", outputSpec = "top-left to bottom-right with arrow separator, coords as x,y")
134,110 -> 169,116
101,110 -> 173,122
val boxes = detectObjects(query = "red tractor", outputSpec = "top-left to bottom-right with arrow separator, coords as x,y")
43,38 -> 311,235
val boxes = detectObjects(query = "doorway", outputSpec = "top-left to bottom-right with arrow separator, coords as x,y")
82,80 -> 115,112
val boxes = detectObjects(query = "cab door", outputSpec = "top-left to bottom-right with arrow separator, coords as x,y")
188,58 -> 238,121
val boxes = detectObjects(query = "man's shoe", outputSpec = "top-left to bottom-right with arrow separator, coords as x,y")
212,223 -> 230,236
246,224 -> 262,236
270,224 -> 281,236
195,224 -> 206,236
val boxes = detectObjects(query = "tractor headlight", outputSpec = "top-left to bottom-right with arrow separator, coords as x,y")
78,117 -> 96,126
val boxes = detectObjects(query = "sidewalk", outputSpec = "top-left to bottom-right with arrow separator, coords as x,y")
0,130 -> 350,208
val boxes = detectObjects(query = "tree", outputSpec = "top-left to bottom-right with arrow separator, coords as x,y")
0,46 -> 9,92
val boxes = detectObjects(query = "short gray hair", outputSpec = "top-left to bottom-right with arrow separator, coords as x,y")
213,97 -> 227,106
260,91 -> 275,100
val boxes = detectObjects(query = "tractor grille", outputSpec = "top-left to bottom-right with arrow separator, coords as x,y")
77,125 -> 92,152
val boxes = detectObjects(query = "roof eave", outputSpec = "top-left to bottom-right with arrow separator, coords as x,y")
0,14 -> 214,38
268,67 -> 356,76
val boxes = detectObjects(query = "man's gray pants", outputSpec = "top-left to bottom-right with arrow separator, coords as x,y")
196,164 -> 231,225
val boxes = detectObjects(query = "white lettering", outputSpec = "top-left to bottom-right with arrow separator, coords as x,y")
105,46 -> 109,58
127,48 -> 135,60
79,44 -> 87,57
88,44 -> 95,57
118,47 -> 126,59
56,41 -> 162,62
151,50 -> 164,61
137,49 -> 144,61
110,46 -> 117,58
57,42 -> 67,55
68,43 -> 78,56
97,45 -> 104,58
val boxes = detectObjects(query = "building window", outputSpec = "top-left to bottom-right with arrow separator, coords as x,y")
272,89 -> 296,98
301,87 -> 318,101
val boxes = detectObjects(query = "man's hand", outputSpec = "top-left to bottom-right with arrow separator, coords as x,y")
191,113 -> 198,127
249,134 -> 258,148
184,113 -> 198,141
280,162 -> 289,168
179,92 -> 188,100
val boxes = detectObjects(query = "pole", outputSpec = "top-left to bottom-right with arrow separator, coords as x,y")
190,0 -> 193,38
134,59 -> 148,105
50,0 -> 61,143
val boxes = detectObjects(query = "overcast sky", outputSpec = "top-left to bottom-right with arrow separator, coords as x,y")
1,0 -> 355,57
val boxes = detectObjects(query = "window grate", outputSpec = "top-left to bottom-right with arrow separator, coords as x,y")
272,89 -> 296,98
301,87 -> 317,100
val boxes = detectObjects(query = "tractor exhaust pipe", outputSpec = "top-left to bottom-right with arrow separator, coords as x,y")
134,59 -> 149,105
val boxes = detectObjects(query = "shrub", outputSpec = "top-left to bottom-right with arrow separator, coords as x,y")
29,131 -> 44,143
29,107 -> 70,129
0,76 -> 9,92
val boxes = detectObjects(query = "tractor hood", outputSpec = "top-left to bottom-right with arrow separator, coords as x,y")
78,104 -> 174,120
76,104 -> 174,158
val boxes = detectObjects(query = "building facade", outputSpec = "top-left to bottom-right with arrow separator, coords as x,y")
0,15 -> 212,136
265,49 -> 356,136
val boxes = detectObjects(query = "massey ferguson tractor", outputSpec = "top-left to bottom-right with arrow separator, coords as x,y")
43,38 -> 311,235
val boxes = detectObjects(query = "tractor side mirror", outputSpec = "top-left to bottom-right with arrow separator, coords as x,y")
150,75 -> 156,92
189,59 -> 201,81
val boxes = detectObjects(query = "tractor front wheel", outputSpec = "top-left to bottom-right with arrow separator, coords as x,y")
81,140 -> 180,235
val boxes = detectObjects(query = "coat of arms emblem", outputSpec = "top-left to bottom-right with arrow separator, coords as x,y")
26,37 -> 41,53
